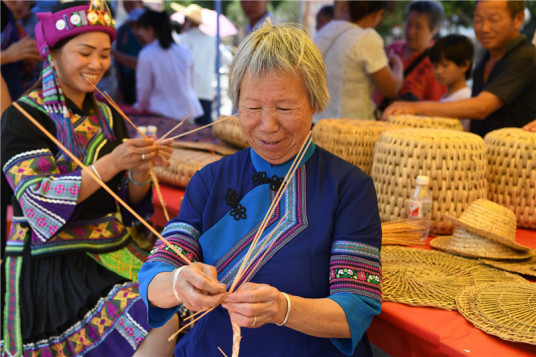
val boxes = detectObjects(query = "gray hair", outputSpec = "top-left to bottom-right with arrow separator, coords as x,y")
228,21 -> 329,113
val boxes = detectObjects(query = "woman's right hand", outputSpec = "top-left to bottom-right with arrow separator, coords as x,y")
173,262 -> 228,312
107,137 -> 170,172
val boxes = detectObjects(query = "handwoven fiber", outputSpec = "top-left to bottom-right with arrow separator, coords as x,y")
456,282 -> 536,345
153,148 -> 223,188
484,128 -> 536,229
387,114 -> 463,131
312,119 -> 401,174
430,226 -> 532,260
212,115 -> 249,149
382,246 -> 527,310
371,128 -> 488,234
480,254 -> 536,278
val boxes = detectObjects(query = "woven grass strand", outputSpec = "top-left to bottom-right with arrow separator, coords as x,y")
84,79 -> 171,222
165,115 -> 236,142
13,102 -> 191,265
456,282 -> 536,345
381,246 -> 527,310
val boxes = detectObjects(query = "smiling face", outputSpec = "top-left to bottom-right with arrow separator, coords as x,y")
474,1 -> 523,55
238,70 -> 314,165
51,31 -> 111,107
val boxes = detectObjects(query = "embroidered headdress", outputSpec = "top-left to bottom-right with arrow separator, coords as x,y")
34,0 -> 116,161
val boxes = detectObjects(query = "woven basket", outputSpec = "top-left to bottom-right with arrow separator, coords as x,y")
371,128 -> 488,235
387,114 -> 463,131
312,119 -> 402,174
212,115 -> 249,149
382,246 -> 527,310
484,128 -> 536,229
153,148 -> 223,188
456,282 -> 536,345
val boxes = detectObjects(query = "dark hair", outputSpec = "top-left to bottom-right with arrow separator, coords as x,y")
348,1 -> 394,23
430,34 -> 474,79
137,10 -> 174,49
406,1 -> 444,31
317,5 -> 334,18
476,0 -> 526,19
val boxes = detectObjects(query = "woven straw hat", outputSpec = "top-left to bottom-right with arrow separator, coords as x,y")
480,255 -> 536,278
382,246 -> 527,310
431,199 -> 531,259
171,3 -> 204,25
456,282 -> 536,345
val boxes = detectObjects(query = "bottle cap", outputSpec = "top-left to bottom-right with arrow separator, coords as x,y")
416,175 -> 430,186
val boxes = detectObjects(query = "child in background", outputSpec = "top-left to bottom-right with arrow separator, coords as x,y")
429,34 -> 474,131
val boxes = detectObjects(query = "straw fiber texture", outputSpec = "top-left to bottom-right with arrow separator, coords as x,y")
456,282 -> 536,345
153,148 -> 223,188
382,246 -> 527,310
311,119 -> 401,174
212,115 -> 249,149
484,128 -> 536,229
480,255 -> 536,278
431,227 -> 532,260
371,128 -> 487,234
387,114 -> 463,131
442,199 -> 530,252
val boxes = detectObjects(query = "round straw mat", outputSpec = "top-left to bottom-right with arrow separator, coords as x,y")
153,148 -> 223,188
484,128 -> 536,229
381,246 -> 526,310
312,119 -> 402,175
480,254 -> 536,278
387,114 -> 463,131
430,226 -> 532,260
212,115 -> 249,149
371,128 -> 488,235
456,282 -> 536,345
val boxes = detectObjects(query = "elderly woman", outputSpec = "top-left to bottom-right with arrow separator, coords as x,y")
374,0 -> 446,109
139,22 -> 382,357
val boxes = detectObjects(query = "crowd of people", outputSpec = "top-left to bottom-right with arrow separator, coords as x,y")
0,0 -> 535,356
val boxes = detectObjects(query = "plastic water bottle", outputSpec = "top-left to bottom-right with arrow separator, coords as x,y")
147,125 -> 158,139
407,175 -> 432,241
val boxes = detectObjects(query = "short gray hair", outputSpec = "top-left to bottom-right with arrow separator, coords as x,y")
228,21 -> 329,113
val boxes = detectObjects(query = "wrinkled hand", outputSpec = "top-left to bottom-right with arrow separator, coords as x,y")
2,36 -> 41,64
380,101 -> 416,121
523,119 -> 536,132
108,137 -> 172,171
222,282 -> 285,328
173,262 -> 227,312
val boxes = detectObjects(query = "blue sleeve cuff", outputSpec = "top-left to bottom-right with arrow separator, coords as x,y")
138,260 -> 179,328
327,292 -> 382,356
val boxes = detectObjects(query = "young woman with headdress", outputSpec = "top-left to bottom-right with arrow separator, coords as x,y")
0,1 -> 177,355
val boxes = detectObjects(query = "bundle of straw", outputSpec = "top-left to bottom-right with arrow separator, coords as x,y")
381,219 -> 427,246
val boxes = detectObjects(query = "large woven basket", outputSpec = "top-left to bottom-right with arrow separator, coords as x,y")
312,119 -> 401,174
371,128 -> 488,235
153,148 -> 223,188
456,282 -> 536,345
212,115 -> 249,149
484,128 -> 536,229
387,114 -> 463,131
382,246 -> 526,310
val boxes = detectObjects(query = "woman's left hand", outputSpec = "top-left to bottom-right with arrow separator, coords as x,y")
222,282 -> 287,328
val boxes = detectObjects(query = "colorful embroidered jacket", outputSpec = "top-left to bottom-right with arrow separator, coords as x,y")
1,89 -> 153,258
139,144 -> 382,356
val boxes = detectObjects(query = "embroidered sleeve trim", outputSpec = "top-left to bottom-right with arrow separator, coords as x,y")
329,241 -> 382,302
147,222 -> 201,266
